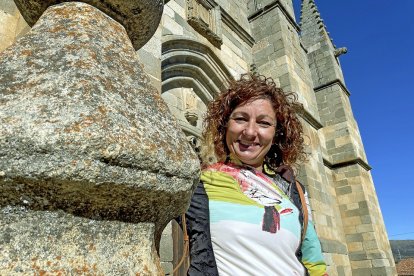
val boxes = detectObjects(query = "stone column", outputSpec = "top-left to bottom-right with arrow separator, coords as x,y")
0,1 -> 199,275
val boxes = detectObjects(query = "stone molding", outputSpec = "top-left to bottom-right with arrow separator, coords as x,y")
161,37 -> 234,139
247,0 -> 300,33
314,78 -> 351,97
162,37 -> 233,96
323,157 -> 372,171
295,105 -> 323,130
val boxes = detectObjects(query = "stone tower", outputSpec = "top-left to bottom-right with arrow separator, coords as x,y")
299,1 -> 396,275
0,0 -> 396,275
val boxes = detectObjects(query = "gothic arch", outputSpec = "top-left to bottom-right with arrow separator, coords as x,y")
161,36 -> 233,137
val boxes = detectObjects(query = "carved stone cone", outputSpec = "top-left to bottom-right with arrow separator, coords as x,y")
13,0 -> 164,50
0,2 -> 199,274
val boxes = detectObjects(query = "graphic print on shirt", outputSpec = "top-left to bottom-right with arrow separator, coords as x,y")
205,162 -> 297,235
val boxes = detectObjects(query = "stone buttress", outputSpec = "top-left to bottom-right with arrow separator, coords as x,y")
300,0 -> 397,275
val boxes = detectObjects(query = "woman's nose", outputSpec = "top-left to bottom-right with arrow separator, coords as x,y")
243,121 -> 258,137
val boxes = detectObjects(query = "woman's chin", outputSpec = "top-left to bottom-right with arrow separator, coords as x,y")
233,154 -> 262,168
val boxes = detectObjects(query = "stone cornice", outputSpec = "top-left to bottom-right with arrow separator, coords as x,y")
323,158 -> 372,171
220,8 -> 255,47
247,0 -> 300,33
295,106 -> 323,130
299,41 -> 308,54
199,0 -> 218,9
314,79 -> 350,97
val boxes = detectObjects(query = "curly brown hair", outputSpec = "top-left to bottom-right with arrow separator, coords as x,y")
202,73 -> 306,169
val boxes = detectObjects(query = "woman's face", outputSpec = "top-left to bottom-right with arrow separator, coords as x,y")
225,98 -> 276,171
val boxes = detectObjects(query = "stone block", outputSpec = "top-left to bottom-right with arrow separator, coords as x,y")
163,4 -> 175,18
367,251 -> 387,259
362,232 -> 376,241
348,242 -> 364,252
372,258 -> 390,268
174,13 -> 187,28
351,260 -> 372,269
163,15 -> 184,36
166,0 -> 186,18
346,233 -> 364,243
349,252 -> 368,261
326,216 -> 333,227
345,208 -> 368,217
371,266 -> 395,276
159,234 -> 174,262
337,186 -> 352,195
352,267 -> 373,276
364,240 -> 380,251
0,209 -> 162,275
320,239 -> 348,255
356,224 -> 374,233
161,262 -> 173,275
337,266 -> 346,276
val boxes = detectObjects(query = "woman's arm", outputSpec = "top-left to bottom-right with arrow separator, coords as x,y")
185,182 -> 219,276
300,217 -> 328,276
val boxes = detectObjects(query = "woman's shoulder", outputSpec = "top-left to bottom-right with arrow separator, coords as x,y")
200,162 -> 239,183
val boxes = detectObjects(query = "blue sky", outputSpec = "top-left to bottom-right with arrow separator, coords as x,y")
293,1 -> 414,240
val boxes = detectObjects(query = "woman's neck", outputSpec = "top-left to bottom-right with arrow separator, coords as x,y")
227,154 -> 264,172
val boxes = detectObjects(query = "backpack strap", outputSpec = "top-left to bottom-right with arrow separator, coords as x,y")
167,214 -> 189,275
295,181 -> 308,242
175,214 -> 189,274
274,164 -> 308,243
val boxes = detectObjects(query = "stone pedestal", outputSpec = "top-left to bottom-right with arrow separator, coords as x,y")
0,2 -> 199,274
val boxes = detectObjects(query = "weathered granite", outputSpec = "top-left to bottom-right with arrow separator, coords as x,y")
0,208 -> 161,274
0,0 -> 30,52
0,2 -> 199,274
13,0 -> 163,50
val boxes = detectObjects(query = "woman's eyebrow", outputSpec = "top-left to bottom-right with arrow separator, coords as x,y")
257,114 -> 276,121
230,112 -> 275,120
230,111 -> 247,117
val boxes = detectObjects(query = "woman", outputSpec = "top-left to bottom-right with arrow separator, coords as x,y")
185,74 -> 328,276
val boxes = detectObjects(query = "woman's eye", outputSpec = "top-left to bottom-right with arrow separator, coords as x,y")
258,121 -> 272,128
233,117 -> 247,122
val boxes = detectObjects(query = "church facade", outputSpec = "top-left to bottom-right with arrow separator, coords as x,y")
0,0 -> 396,275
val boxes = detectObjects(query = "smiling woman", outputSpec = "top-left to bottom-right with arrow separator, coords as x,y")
202,73 -> 305,169
225,98 -> 276,170
181,74 -> 329,276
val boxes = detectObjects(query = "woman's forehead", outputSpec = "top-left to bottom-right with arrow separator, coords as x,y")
232,99 -> 275,114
